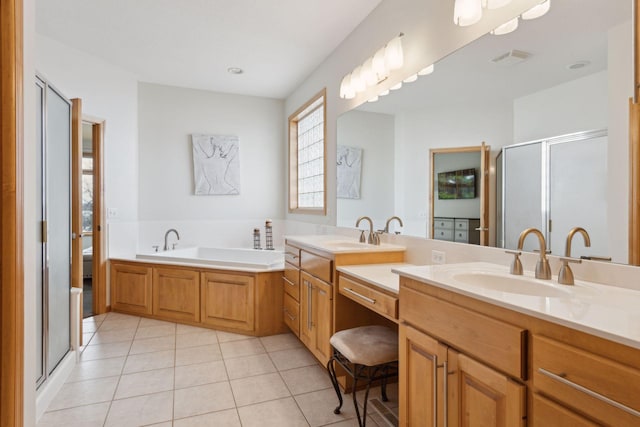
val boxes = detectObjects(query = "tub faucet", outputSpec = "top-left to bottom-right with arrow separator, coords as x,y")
356,216 -> 379,245
558,227 -> 591,285
383,216 -> 404,234
517,228 -> 551,280
164,228 -> 180,251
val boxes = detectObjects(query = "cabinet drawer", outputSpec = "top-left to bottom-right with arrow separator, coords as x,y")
301,250 -> 332,283
453,230 -> 468,242
434,218 -> 454,229
455,219 -> 469,230
433,228 -> 454,241
531,393 -> 598,427
283,292 -> 300,337
532,335 -> 640,425
283,262 -> 300,301
339,275 -> 398,321
400,286 -> 526,379
285,244 -> 300,266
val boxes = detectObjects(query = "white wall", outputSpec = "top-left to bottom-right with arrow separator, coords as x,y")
514,71 -> 608,143
394,101 -> 513,239
284,0 -> 541,226
35,34 -> 139,257
608,20 -> 633,264
336,110 -> 395,228
137,83 -> 285,226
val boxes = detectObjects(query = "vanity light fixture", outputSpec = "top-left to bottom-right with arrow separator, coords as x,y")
453,0 -> 483,26
491,17 -> 519,35
418,64 -> 435,76
403,74 -> 418,83
482,0 -> 512,9
522,0 -> 550,20
339,34 -> 404,99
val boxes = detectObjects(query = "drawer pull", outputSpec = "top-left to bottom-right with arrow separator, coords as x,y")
286,252 -> 299,259
283,309 -> 296,321
343,287 -> 376,305
538,368 -> 640,418
283,277 -> 296,287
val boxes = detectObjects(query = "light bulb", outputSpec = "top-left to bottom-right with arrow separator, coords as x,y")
418,64 -> 435,76
372,48 -> 388,80
482,0 -> 512,9
384,36 -> 404,71
379,89 -> 390,96
390,81 -> 403,91
453,0 -> 482,26
522,0 -> 550,20
368,96 -> 379,103
361,58 -> 378,86
491,17 -> 518,35
403,74 -> 418,83
351,66 -> 366,93
339,74 -> 355,99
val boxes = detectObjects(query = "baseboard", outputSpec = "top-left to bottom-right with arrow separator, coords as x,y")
35,350 -> 77,422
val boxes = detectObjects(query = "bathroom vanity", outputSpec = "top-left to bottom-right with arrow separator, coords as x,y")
282,235 -> 405,366
109,260 -> 286,336
393,263 -> 640,426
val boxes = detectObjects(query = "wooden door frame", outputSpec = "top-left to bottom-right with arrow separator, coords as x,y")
86,117 -> 107,315
429,144 -> 490,244
0,0 -> 24,425
631,0 -> 640,265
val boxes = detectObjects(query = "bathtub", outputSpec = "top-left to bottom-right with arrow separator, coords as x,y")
136,247 -> 284,270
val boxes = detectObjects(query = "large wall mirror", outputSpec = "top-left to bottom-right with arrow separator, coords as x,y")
336,0 -> 632,264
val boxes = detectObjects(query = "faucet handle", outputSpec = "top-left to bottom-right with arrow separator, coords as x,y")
152,245 -> 159,253
558,257 -> 581,285
505,250 -> 523,275
358,230 -> 366,243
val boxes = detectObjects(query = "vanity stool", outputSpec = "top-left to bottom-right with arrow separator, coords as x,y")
326,325 -> 398,427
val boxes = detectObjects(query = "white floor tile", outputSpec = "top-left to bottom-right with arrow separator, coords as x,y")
123,349 -> 175,374
176,330 -> 218,349
220,338 -> 266,359
175,344 -> 222,366
173,408 -> 241,427
129,335 -> 175,355
260,333 -> 303,353
224,353 -> 277,380
230,372 -> 291,407
66,357 -> 125,383
104,391 -> 174,427
269,348 -> 318,371
295,388 -> 357,427
47,376 -> 119,411
80,341 -> 131,362
280,364 -> 333,395
134,324 -> 176,339
174,382 -> 236,419
114,367 -> 174,399
237,397 -> 309,427
175,360 -> 228,389
37,402 -> 110,427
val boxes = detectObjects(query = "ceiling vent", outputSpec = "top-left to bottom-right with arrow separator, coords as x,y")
491,49 -> 531,67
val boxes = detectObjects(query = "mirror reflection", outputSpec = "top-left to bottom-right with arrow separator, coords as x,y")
336,0 -> 631,264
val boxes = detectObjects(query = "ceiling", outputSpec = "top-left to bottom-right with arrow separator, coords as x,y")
359,0 -> 631,114
36,0 -> 382,99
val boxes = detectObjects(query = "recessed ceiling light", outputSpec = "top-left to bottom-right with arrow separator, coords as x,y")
567,60 -> 591,70
227,67 -> 244,75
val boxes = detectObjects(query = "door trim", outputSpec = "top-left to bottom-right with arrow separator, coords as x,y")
0,0 -> 24,424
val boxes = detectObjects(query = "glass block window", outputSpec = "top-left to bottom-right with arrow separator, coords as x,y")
289,89 -> 326,214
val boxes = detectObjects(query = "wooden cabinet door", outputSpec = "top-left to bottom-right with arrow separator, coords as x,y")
448,349 -> 526,427
153,267 -> 200,322
311,277 -> 332,365
299,272 -> 314,349
201,272 -> 254,331
531,393 -> 599,427
110,262 -> 152,315
399,324 -> 447,427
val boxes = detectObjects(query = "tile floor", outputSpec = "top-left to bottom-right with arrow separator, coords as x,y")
37,312 -> 398,427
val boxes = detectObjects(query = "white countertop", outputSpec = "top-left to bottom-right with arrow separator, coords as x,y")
285,234 -> 406,254
337,263 -> 415,294
393,262 -> 640,350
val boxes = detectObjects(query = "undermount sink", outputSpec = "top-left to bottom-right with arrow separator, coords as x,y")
320,240 -> 371,250
450,272 -> 572,297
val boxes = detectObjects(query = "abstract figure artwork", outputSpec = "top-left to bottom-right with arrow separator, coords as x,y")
337,145 -> 362,199
192,134 -> 240,195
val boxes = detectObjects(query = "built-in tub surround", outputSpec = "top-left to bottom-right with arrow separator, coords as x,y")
136,247 -> 284,271
393,262 -> 640,350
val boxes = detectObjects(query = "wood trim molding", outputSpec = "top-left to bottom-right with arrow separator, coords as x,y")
631,0 -> 640,265
71,99 -> 83,291
92,121 -> 108,314
0,0 -> 25,424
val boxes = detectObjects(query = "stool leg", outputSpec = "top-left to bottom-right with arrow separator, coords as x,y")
326,357 -> 343,414
352,375 -> 364,427
381,365 -> 389,402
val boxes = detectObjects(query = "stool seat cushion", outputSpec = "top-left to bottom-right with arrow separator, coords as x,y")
330,325 -> 398,366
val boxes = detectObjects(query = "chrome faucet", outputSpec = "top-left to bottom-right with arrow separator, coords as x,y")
517,228 -> 551,280
163,228 -> 180,251
383,216 -> 404,234
356,216 -> 380,245
558,227 -> 591,285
